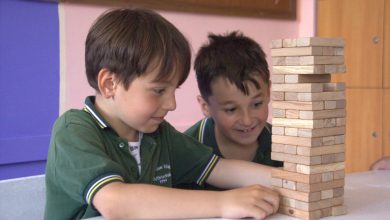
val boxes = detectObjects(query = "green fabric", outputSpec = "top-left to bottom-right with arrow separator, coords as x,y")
184,118 -> 283,190
185,117 -> 282,166
45,96 -> 218,220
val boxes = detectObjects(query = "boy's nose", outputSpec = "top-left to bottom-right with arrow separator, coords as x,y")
164,94 -> 176,111
240,110 -> 252,126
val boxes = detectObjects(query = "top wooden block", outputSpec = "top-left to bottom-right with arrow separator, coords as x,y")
271,37 -> 345,48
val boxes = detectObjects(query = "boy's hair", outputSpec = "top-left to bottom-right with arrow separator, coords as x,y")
85,8 -> 191,91
194,31 -> 270,101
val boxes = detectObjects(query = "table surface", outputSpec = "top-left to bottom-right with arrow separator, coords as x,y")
86,170 -> 390,220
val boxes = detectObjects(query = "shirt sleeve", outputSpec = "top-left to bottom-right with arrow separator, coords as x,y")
161,122 -> 219,186
48,116 -> 126,206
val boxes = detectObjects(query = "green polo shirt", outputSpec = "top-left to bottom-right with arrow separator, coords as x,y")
185,117 -> 282,167
45,96 -> 219,220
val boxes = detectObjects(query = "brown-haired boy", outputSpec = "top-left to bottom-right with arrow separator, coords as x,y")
45,9 -> 279,220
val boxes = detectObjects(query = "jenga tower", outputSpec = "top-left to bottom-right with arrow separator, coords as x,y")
269,37 -> 347,220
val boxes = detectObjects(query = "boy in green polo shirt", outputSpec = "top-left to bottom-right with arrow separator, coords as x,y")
186,32 -> 283,176
45,8 -> 279,220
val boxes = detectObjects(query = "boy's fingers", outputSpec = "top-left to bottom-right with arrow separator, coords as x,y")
253,185 -> 280,214
255,200 -> 275,216
264,191 -> 280,214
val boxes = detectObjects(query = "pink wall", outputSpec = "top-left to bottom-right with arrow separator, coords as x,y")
59,0 -> 316,131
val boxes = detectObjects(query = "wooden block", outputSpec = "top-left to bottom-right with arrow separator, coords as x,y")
322,136 -> 336,146
285,74 -> 331,83
325,64 -> 346,73
272,57 -> 286,66
272,118 -> 325,129
271,177 -> 283,187
323,118 -> 337,127
296,144 -> 344,156
321,153 -> 345,164
296,37 -> 345,47
334,47 -> 344,55
271,74 -> 285,83
324,100 -> 346,109
272,126 -> 284,135
272,135 -> 323,147
331,205 -> 347,216
285,92 -> 298,101
321,172 -> 334,182
270,39 -> 282,48
297,91 -> 345,101
272,65 -> 325,74
300,56 -> 344,65
286,109 -> 299,119
282,179 -> 297,190
333,187 -> 344,197
296,162 -> 345,175
333,169 -> 345,180
322,47 -> 335,55
294,196 -> 343,212
296,179 -> 345,193
285,127 -> 298,136
272,101 -> 324,110
299,109 -> 346,120
279,205 -> 322,220
281,197 -> 296,208
271,47 -> 323,57
334,135 -> 345,144
323,82 -> 345,91
272,64 -> 346,75
271,91 -> 284,101
297,126 -> 345,138
272,168 -> 322,184
336,117 -> 346,126
284,162 -> 297,172
283,38 -> 297,47
272,143 -> 285,152
284,144 -> 297,154
321,207 -> 332,218
275,188 -> 321,202
272,152 -> 322,165
273,57 -> 304,66
272,108 -> 286,118
321,189 -> 334,199
272,83 -> 324,92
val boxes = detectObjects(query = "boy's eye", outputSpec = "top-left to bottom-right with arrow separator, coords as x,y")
153,88 -> 166,95
253,101 -> 263,108
224,107 -> 236,113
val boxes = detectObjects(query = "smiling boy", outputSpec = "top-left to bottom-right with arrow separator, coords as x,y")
186,32 -> 282,180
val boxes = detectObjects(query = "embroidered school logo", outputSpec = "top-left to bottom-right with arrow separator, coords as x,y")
153,164 -> 171,185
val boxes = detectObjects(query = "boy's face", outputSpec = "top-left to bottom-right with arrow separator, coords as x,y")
199,75 -> 270,147
108,65 -> 179,137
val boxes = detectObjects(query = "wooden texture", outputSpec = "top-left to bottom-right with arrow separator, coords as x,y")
345,89 -> 382,172
272,168 -> 322,184
384,89 -> 390,156
270,37 -> 346,219
317,0 -> 384,88
63,0 -> 297,19
272,101 -> 324,110
384,0 -> 390,88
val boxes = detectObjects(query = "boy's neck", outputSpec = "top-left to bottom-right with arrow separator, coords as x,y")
214,127 -> 258,161
94,95 -> 139,142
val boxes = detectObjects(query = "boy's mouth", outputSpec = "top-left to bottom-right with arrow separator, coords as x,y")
236,125 -> 257,133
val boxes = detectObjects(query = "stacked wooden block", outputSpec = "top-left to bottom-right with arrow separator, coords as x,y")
270,37 -> 347,220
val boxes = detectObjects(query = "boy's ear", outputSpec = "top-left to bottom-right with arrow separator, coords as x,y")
97,68 -> 117,98
196,95 -> 211,117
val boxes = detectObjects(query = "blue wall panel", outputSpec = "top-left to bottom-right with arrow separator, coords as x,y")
0,0 -> 59,179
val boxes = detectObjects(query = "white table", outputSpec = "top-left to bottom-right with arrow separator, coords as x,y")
87,170 -> 390,220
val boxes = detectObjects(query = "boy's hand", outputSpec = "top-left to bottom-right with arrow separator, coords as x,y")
218,185 -> 280,220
